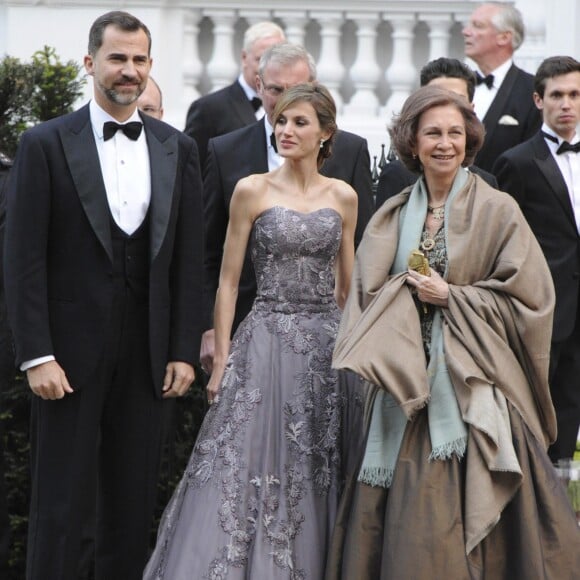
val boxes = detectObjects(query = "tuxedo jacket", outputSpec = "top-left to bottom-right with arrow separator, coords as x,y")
184,80 -> 257,171
475,64 -> 542,173
493,132 -> 579,342
374,160 -> 498,210
203,118 -> 374,331
4,104 -> 205,394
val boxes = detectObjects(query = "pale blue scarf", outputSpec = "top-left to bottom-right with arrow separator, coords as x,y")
358,170 -> 468,488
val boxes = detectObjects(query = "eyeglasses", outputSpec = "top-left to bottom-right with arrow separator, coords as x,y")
259,78 -> 285,97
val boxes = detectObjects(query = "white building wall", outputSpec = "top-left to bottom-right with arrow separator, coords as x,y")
0,0 -> 578,158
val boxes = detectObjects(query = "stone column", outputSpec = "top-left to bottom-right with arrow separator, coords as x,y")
183,8 -> 203,103
275,11 -> 308,46
310,11 -> 345,111
343,13 -> 381,116
422,14 -> 453,61
382,15 -> 417,123
204,9 -> 238,91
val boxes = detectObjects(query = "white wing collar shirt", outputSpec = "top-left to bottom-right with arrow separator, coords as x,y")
542,123 -> 580,233
473,58 -> 513,121
90,99 -> 151,235
264,116 -> 283,171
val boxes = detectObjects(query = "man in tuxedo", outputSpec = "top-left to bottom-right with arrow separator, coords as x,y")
375,57 -> 497,209
200,42 -> 373,372
494,56 -> 580,461
463,2 -> 541,172
137,76 -> 164,120
4,11 -> 204,579
184,21 -> 285,169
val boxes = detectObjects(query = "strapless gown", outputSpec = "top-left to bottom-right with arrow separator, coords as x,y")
144,206 -> 365,579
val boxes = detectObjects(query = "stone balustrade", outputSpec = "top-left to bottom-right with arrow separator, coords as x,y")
176,0 -> 547,158
0,0 -> 556,159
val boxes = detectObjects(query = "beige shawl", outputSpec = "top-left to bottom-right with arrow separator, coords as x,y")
333,173 -> 557,553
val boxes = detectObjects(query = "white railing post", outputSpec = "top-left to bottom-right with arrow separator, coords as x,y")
310,11 -> 345,112
274,11 -> 308,46
343,13 -> 381,116
382,15 -> 417,124
203,9 -> 239,92
183,8 -> 203,103
423,14 -> 453,62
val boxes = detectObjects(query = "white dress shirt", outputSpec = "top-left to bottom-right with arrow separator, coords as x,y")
264,117 -> 283,171
90,100 -> 151,235
473,59 -> 513,121
542,123 -> 580,233
238,73 -> 264,120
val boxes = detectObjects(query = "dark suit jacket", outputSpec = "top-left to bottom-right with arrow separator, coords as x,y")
493,132 -> 579,342
374,160 -> 498,210
184,80 -> 257,171
203,118 -> 373,331
475,64 -> 542,173
4,104 -> 205,394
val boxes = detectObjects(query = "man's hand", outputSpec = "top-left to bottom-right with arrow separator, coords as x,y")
27,360 -> 73,400
200,329 -> 215,374
162,361 -> 195,398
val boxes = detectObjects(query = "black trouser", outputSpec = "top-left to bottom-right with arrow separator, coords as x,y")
548,307 -> 580,462
26,280 -> 163,580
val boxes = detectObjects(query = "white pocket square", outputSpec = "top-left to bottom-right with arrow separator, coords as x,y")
498,114 -> 519,126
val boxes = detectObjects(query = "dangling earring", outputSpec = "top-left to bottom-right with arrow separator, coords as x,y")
412,153 -> 417,159
320,139 -> 325,149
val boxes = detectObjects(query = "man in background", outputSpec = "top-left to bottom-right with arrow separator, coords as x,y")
201,42 -> 373,373
494,56 -> 580,462
375,57 -> 497,209
184,21 -> 285,168
137,76 -> 164,120
463,2 -> 541,172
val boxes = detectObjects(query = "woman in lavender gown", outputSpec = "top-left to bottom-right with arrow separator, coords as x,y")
144,83 -> 361,579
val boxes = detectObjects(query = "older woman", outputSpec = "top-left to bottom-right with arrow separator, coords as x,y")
327,86 -> 580,579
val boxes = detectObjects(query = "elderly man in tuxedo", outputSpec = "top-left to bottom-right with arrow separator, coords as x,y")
200,42 -> 373,373
494,56 -> 580,461
4,11 -> 204,579
184,21 -> 286,169
463,2 -> 541,172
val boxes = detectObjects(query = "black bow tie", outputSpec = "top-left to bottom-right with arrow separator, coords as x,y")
475,72 -> 494,89
557,141 -> 580,155
543,132 -> 580,155
270,132 -> 278,153
250,96 -> 262,112
103,121 -> 143,141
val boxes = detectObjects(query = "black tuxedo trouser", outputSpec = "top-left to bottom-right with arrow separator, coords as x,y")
26,278 -> 163,580
548,303 -> 580,462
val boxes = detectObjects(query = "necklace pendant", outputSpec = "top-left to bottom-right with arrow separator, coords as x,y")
420,237 -> 435,251
431,207 -> 445,220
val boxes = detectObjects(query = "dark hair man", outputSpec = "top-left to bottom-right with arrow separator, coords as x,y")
494,56 -> 580,461
4,11 -> 205,578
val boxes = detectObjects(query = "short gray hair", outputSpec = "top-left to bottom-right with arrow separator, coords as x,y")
258,43 -> 317,81
243,21 -> 285,51
487,2 -> 525,50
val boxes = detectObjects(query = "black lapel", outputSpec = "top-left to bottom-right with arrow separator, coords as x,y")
59,105 -> 113,262
482,64 -> 519,132
142,114 -> 178,263
532,133 -> 577,228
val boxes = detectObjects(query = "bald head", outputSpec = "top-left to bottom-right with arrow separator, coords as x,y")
137,77 -> 163,120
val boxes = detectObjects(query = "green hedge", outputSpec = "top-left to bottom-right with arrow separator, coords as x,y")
0,370 -> 207,579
